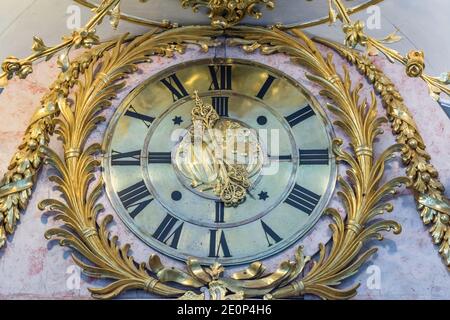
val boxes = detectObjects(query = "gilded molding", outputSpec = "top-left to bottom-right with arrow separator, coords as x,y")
316,37 -> 450,267
37,25 -> 407,300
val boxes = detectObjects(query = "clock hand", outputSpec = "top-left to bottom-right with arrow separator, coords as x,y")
176,91 -> 256,207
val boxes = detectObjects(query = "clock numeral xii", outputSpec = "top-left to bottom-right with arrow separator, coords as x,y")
209,65 -> 232,91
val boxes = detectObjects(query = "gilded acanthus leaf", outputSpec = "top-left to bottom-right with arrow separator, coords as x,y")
316,38 -> 450,268
227,26 -> 408,300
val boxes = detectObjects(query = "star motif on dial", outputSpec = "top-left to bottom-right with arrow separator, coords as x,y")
172,116 -> 183,126
258,191 -> 269,201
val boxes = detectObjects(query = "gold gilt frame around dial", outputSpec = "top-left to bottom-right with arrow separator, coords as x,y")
34,25 -> 410,300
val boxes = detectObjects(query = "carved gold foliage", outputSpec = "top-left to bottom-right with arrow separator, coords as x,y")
35,25 -> 408,300
227,26 -> 408,299
181,0 -> 275,28
316,38 -> 450,267
324,0 -> 450,100
0,0 -> 125,88
39,27 -> 222,299
0,41 -> 114,249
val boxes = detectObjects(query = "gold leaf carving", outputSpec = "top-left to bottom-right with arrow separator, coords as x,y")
37,26 -> 408,300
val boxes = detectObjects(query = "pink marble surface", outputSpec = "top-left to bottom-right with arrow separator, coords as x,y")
0,43 -> 449,300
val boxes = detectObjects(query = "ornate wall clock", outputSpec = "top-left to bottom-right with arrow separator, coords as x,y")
0,0 -> 450,301
102,58 -> 336,266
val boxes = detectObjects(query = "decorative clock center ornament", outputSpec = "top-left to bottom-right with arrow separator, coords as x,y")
174,91 -> 263,207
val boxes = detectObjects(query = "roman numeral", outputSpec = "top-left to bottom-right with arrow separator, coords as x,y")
261,220 -> 282,247
285,184 -> 321,215
299,149 -> 329,165
208,230 -> 232,258
118,180 -> 153,219
209,65 -> 232,91
269,154 -> 292,162
215,201 -> 225,223
285,105 -> 315,127
124,106 -> 155,128
148,152 -> 172,164
160,74 -> 189,102
153,214 -> 184,249
111,150 -> 141,166
212,97 -> 229,117
256,74 -> 277,99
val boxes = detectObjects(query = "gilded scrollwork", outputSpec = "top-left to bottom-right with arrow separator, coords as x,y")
321,0 -> 450,100
180,0 -> 275,28
34,25 -> 409,300
316,37 -> 450,267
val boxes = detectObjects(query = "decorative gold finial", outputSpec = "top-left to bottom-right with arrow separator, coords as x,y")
181,0 -> 275,29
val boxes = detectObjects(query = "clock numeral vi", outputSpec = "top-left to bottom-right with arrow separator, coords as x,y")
209,65 -> 232,91
208,230 -> 232,258
118,180 -> 153,218
153,214 -> 184,249
285,184 -> 321,215
161,73 -> 189,102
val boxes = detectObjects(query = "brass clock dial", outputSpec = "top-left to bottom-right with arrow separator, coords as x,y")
103,59 -> 336,266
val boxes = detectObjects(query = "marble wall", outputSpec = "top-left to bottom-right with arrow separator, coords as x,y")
0,42 -> 449,300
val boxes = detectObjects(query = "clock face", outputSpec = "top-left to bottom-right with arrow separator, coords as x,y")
103,59 -> 336,265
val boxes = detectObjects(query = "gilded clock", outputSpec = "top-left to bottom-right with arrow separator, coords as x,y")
103,58 -> 336,266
